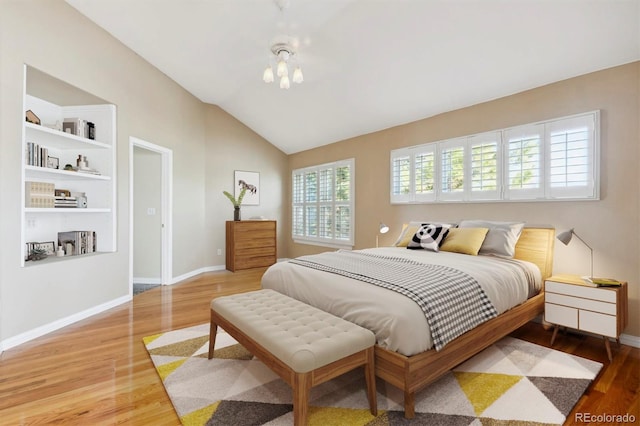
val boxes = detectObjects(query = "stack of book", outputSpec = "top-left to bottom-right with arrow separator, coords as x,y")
582,277 -> 623,287
25,142 -> 49,167
25,181 -> 55,208
58,231 -> 97,256
54,195 -> 77,208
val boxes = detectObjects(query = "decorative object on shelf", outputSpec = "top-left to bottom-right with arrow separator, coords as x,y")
223,187 -> 247,221
77,155 -> 88,169
64,164 -> 74,171
73,192 -> 88,208
557,228 -> 594,279
56,246 -> 65,257
25,109 -> 40,125
376,222 -> 389,247
26,241 -> 55,261
47,156 -> 59,169
234,170 -> 260,205
261,0 -> 304,89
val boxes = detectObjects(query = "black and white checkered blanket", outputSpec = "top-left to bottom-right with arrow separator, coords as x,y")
289,250 -> 498,351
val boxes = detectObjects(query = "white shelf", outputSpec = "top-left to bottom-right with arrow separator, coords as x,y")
25,165 -> 110,181
25,122 -> 110,150
25,208 -> 111,214
23,251 -> 107,267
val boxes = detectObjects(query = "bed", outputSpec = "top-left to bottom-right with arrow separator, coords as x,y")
261,225 -> 555,418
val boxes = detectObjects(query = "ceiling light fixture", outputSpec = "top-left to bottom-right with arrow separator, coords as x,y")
262,0 -> 303,89
263,42 -> 303,89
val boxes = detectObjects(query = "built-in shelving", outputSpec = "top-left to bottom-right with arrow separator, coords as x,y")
21,66 -> 117,266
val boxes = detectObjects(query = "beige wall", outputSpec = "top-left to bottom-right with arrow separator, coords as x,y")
288,62 -> 640,338
204,105 -> 289,262
0,1 -> 287,346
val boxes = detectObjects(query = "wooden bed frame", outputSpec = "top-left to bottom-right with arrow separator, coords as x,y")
375,226 -> 556,418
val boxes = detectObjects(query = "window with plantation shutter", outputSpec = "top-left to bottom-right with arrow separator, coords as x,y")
546,114 -> 596,199
439,138 -> 465,201
292,158 -> 355,247
469,132 -> 501,200
504,124 -> 544,200
389,111 -> 599,204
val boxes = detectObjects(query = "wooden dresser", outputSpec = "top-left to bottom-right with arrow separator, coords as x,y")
225,220 -> 277,272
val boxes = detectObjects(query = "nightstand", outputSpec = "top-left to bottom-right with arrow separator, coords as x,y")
544,274 -> 628,361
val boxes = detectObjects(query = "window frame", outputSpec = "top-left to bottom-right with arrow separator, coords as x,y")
292,158 -> 355,248
390,111 -> 599,204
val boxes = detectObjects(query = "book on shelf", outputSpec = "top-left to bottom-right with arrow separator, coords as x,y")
57,231 -> 96,256
25,181 -> 55,208
582,277 -> 623,287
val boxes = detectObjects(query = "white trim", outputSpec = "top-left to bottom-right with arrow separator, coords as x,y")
0,295 -> 130,351
129,137 -> 173,292
169,265 -> 225,285
133,277 -> 162,285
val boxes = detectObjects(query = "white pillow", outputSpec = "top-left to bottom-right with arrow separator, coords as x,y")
458,220 -> 525,258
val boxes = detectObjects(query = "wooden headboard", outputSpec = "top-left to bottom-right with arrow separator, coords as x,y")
514,227 -> 555,280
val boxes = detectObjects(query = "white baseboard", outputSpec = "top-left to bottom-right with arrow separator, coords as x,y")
0,294 -> 131,352
133,277 -> 161,285
620,333 -> 640,348
169,264 -> 226,285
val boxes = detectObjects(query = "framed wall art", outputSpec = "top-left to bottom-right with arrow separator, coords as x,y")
234,170 -> 259,206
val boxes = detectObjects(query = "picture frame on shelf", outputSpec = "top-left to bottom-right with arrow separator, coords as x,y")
62,121 -> 77,135
35,241 -> 56,255
47,156 -> 59,169
234,170 -> 260,206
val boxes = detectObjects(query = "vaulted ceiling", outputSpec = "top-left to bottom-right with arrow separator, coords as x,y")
66,0 -> 639,154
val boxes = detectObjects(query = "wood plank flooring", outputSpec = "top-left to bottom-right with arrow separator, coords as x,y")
0,268 -> 637,425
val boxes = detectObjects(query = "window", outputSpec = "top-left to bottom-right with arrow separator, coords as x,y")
292,159 -> 355,247
390,111 -> 599,203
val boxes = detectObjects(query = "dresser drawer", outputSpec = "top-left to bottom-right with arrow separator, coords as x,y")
545,292 -> 616,315
579,310 -> 617,337
545,303 -> 577,329
545,281 -> 616,303
235,246 -> 276,258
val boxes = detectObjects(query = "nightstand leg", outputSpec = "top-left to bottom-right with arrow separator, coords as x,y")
550,325 -> 559,345
603,336 -> 613,362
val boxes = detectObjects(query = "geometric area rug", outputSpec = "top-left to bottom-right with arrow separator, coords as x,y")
143,323 -> 602,426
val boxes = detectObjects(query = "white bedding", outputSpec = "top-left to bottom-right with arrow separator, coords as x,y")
261,247 -> 542,356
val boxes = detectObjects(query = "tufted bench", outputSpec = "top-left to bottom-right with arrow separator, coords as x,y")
208,289 -> 377,425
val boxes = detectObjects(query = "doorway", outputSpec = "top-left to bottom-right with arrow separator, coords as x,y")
129,137 -> 173,294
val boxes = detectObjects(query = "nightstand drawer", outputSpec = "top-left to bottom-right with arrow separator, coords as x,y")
545,281 -> 616,303
545,292 -> 616,315
580,310 -> 617,337
545,303 -> 577,328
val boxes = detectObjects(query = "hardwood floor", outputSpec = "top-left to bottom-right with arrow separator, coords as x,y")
0,268 -> 637,425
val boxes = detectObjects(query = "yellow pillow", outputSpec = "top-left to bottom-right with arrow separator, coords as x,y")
394,224 -> 421,247
440,228 -> 489,255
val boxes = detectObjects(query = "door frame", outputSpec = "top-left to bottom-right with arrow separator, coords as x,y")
129,137 -> 173,288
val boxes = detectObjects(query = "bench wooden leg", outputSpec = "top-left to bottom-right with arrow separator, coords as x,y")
364,347 -> 377,416
293,372 -> 311,426
208,312 -> 218,359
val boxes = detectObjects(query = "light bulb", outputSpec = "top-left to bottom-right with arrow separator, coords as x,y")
262,66 -> 274,83
292,67 -> 304,84
280,75 -> 290,89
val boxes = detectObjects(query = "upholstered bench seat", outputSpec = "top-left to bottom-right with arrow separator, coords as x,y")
208,289 -> 377,425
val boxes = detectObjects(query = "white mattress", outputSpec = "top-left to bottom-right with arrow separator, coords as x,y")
261,247 -> 542,356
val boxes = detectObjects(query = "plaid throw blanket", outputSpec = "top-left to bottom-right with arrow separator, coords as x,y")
289,250 -> 498,351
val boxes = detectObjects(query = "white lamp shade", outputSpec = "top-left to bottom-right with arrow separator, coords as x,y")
277,60 -> 288,77
292,67 -> 304,83
262,66 -> 274,83
379,223 -> 389,234
279,75 -> 290,89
